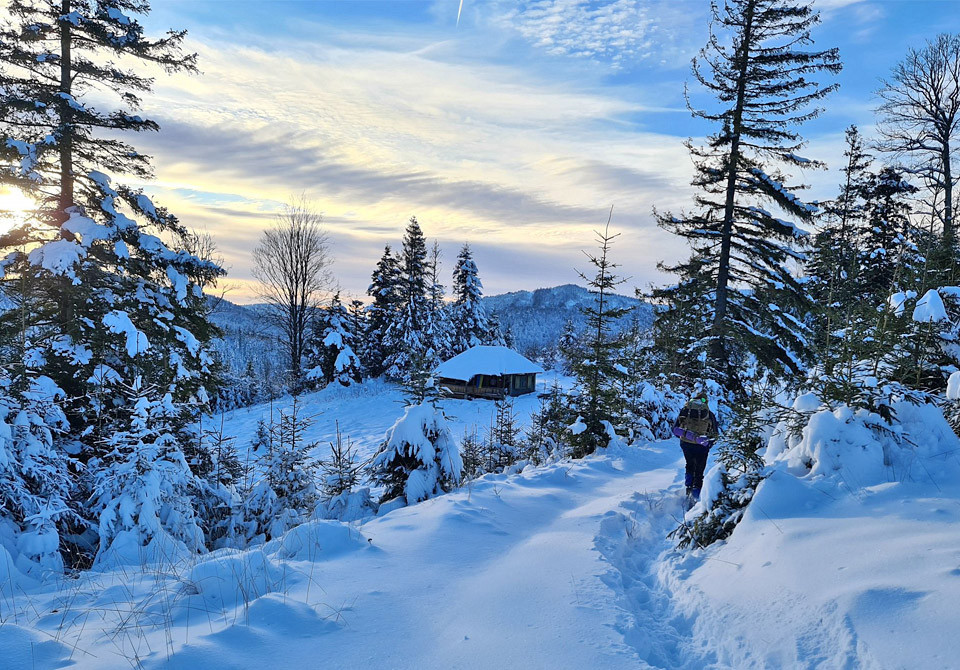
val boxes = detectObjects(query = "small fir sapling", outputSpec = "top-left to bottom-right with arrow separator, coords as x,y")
460,428 -> 486,481
231,397 -> 319,545
569,211 -> 632,457
317,422 -> 375,521
484,398 -> 521,472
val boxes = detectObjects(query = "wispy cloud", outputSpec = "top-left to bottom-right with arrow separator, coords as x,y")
132,33 -> 695,301
492,0 -> 705,68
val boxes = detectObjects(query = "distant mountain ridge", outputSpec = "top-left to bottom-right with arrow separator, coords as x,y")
206,284 -> 653,372
483,283 -> 652,357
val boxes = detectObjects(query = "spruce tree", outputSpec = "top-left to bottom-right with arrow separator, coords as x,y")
364,245 -> 402,377
384,217 -> 435,379
805,125 -> 871,370
233,397 -> 318,545
370,358 -> 461,505
0,372 -> 79,574
646,254 -> 717,384
427,240 -> 455,362
487,311 -> 507,348
569,217 -> 631,457
451,243 -> 491,354
370,401 -> 461,505
484,398 -> 520,472
348,298 -> 368,376
557,318 -> 581,374
654,0 -> 841,392
527,380 -> 575,460
0,1 -> 223,566
858,168 -> 921,302
307,292 -> 361,386
459,427 -> 485,481
317,424 -> 374,521
0,1 -> 222,438
90,379 -> 205,565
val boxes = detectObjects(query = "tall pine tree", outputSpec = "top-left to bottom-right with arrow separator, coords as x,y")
0,0 -> 223,566
654,0 -> 841,392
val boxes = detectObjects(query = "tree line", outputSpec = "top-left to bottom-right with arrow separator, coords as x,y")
245,208 -> 507,397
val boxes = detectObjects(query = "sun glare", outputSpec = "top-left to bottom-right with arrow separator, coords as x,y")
0,186 -> 34,235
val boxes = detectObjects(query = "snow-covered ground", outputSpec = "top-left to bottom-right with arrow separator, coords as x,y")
207,374 -> 563,470
3,380 -> 959,669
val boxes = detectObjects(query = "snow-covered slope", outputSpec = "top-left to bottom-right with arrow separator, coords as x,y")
1,438 -> 689,670
4,381 -> 958,669
206,376 -> 560,467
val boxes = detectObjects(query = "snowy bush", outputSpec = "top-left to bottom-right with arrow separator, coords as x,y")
371,403 -> 463,505
0,375 -> 80,575
229,398 -> 319,546
89,382 -> 205,567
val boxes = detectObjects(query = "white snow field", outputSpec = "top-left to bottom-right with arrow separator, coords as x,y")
2,380 -> 960,669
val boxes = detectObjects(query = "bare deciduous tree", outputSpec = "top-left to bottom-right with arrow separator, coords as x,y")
877,33 -> 960,244
253,198 -> 332,385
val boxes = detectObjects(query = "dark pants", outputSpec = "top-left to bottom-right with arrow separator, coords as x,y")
681,441 -> 710,493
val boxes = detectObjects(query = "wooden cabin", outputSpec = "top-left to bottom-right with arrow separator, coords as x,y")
436,345 -> 543,399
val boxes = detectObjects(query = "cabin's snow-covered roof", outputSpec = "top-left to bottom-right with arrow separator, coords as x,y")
436,345 -> 543,380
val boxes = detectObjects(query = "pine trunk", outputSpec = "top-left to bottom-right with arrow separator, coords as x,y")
712,0 -> 756,367
57,0 -> 74,224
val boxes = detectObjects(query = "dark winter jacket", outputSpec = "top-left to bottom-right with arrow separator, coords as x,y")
673,401 -> 719,448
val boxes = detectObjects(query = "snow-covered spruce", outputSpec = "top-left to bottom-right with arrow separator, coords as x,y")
371,403 -> 463,507
306,292 -> 362,387
89,380 -> 205,567
450,243 -> 492,354
0,374 -> 79,576
383,217 -> 437,380
0,0 -> 222,568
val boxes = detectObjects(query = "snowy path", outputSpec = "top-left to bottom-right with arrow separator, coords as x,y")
154,442 -> 693,670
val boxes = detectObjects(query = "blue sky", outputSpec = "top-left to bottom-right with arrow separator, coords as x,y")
123,1 -> 960,302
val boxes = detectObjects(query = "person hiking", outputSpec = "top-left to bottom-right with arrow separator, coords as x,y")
672,389 -> 719,503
